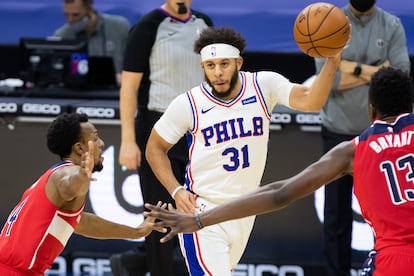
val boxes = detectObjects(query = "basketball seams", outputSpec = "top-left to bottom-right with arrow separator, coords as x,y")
293,2 -> 349,58
305,4 -> 312,41
308,5 -> 336,36
294,4 -> 335,37
305,4 -> 336,58
296,23 -> 349,44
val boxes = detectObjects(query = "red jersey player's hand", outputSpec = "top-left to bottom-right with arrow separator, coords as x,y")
144,203 -> 199,243
135,201 -> 167,238
81,141 -> 97,181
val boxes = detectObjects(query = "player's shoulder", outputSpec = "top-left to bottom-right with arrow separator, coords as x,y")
185,84 -> 203,97
171,91 -> 194,106
254,71 -> 288,82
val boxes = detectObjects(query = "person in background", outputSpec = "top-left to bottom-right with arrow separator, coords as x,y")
114,1 -> 213,275
145,66 -> 414,276
0,112 -> 165,275
144,26 -> 346,275
53,0 -> 130,86
314,1 -> 411,275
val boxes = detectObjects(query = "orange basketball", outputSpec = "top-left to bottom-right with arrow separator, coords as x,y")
293,2 -> 350,58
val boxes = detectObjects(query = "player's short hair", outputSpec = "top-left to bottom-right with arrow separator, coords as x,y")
194,27 -> 246,55
369,67 -> 413,116
47,113 -> 89,159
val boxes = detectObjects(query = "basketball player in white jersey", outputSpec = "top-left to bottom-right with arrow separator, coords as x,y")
145,27 -> 347,275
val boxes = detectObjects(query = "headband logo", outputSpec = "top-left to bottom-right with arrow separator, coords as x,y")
200,43 -> 240,62
210,46 -> 217,57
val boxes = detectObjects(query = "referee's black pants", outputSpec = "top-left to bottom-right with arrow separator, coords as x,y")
136,108 -> 188,276
321,126 -> 355,276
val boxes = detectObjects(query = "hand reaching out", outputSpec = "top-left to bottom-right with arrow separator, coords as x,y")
136,201 -> 168,239
144,203 -> 200,243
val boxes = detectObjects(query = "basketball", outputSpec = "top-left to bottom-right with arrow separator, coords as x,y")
293,2 -> 350,58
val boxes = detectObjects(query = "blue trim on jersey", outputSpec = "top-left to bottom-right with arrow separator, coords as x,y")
182,233 -> 205,276
184,132 -> 193,189
186,91 -> 197,132
358,113 -> 414,142
253,72 -> 271,117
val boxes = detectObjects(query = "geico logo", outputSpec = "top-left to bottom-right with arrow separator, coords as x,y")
271,113 -> 291,124
295,113 -> 321,124
22,103 -> 61,114
49,257 -> 111,274
72,258 -> 111,275
234,263 -> 304,276
47,256 -> 66,274
76,107 -> 115,118
0,102 -> 17,113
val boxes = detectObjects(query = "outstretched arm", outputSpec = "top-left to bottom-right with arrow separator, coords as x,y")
145,141 -> 354,243
289,52 -> 341,112
75,202 -> 167,239
289,24 -> 351,112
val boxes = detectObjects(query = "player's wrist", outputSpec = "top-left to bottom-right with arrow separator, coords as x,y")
195,213 -> 204,229
171,186 -> 185,200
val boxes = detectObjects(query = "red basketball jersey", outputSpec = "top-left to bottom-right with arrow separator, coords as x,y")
0,161 -> 84,275
353,113 -> 414,253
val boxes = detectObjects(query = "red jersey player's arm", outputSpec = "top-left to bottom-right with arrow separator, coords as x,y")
44,165 -> 90,210
75,211 -> 166,240
201,140 -> 355,223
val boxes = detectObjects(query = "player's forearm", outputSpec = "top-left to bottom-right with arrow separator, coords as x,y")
302,55 -> 341,112
146,137 -> 181,195
75,212 -> 143,239
199,182 -> 287,227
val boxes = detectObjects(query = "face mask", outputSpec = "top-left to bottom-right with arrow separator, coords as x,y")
177,2 -> 188,14
350,0 -> 376,12
69,16 -> 89,33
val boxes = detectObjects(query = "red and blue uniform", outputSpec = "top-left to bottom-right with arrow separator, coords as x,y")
0,161 -> 83,275
353,113 -> 414,275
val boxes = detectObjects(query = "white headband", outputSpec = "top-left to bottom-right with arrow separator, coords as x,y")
200,43 -> 240,62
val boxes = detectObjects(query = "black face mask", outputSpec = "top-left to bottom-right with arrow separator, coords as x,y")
177,3 -> 188,14
350,0 -> 376,12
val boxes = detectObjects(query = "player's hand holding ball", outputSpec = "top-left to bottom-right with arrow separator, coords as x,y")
294,2 -> 351,58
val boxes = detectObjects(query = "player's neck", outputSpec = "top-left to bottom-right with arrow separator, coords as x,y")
378,115 -> 398,123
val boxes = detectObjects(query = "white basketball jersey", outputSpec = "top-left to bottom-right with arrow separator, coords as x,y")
154,71 -> 293,204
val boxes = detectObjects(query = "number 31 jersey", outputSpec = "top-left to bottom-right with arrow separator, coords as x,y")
154,71 -> 294,204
